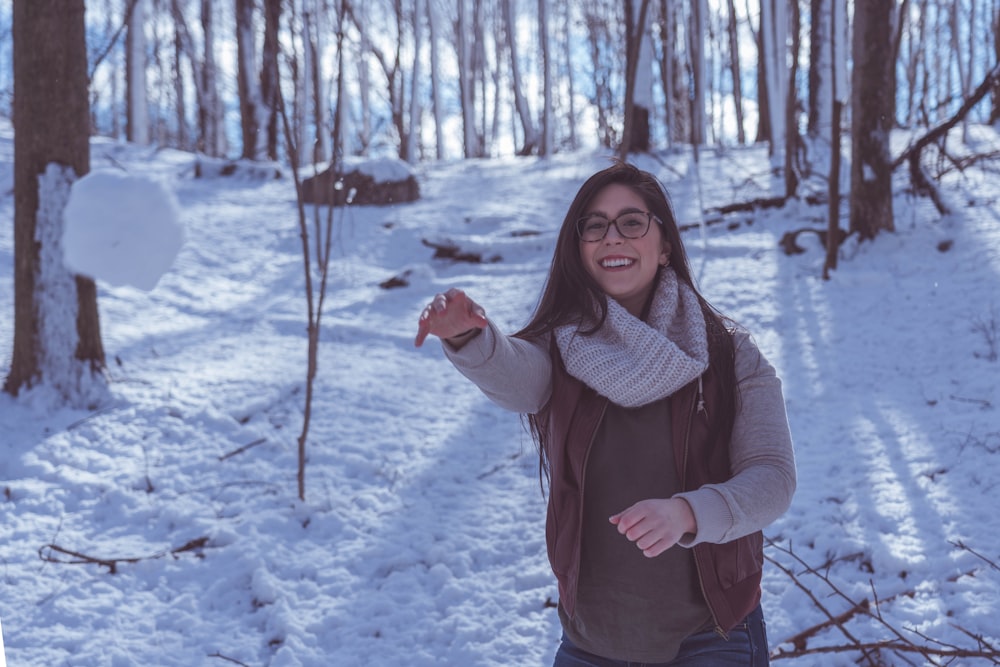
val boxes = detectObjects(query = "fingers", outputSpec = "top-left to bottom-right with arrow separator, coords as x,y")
609,499 -> 692,558
414,289 -> 487,347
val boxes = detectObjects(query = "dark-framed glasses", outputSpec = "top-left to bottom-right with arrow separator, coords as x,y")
576,211 -> 659,242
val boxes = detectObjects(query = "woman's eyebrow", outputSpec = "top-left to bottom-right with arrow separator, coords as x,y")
585,205 -> 646,217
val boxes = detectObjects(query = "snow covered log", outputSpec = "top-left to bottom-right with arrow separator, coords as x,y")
300,157 -> 420,206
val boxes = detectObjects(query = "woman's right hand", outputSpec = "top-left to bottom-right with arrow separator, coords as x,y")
414,288 -> 488,347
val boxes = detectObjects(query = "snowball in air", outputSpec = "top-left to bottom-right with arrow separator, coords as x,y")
62,170 -> 184,291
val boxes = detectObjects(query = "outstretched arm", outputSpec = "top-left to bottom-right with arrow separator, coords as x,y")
415,288 -> 488,348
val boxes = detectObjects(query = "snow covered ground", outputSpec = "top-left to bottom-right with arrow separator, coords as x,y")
1,120 -> 998,666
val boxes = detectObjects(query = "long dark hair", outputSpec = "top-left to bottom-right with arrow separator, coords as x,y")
515,161 -> 737,485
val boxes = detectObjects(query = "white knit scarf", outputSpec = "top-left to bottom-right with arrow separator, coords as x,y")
554,269 -> 709,407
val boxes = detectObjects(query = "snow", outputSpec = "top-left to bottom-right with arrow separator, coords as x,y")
62,169 -> 184,292
1,122 -> 999,666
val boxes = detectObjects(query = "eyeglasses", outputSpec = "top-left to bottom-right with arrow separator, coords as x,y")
576,211 -> 659,242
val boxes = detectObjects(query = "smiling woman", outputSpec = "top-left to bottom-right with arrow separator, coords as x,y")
414,161 -> 796,666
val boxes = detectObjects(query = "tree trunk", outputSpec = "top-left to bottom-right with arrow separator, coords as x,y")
754,10 -> 770,144
457,0 -> 478,157
992,7 -> 1000,124
236,0 -> 260,160
850,0 -> 895,240
537,0 -> 553,155
689,0 -> 706,145
808,0 -> 833,140
427,0 -> 445,158
619,0 -> 652,158
502,0 -> 538,155
785,0 -> 801,196
200,0 -> 223,157
7,0 -> 105,399
126,0 -> 150,144
261,0 -> 282,161
761,0 -> 787,162
727,0 -> 746,144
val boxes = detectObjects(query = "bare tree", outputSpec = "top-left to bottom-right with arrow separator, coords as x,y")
537,0 -> 554,155
502,0 -> 538,155
619,0 -> 652,158
726,0 -> 746,144
991,4 -> 1000,124
236,0 -> 261,159
7,0 -> 105,400
850,0 -> 896,240
760,0 -> 787,162
427,0 -> 446,158
261,0 -> 282,161
126,0 -> 150,144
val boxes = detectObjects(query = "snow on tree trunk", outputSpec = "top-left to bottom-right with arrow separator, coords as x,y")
126,0 -> 150,145
9,0 -> 104,402
35,165 -> 102,403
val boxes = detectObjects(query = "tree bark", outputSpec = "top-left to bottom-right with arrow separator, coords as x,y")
236,0 -> 260,160
261,0 -> 282,161
727,0 -> 746,144
502,0 -> 538,155
125,0 -> 150,144
7,0 -> 105,397
849,0 -> 896,240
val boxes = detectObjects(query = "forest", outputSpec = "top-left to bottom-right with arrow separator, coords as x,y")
2,2 -> 1000,666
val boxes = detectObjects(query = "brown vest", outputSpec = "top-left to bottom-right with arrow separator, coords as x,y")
538,342 -> 763,633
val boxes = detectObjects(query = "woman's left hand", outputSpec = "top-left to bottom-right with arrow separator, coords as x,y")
609,498 -> 697,558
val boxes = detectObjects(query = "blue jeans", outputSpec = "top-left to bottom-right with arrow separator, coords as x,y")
552,604 -> 769,667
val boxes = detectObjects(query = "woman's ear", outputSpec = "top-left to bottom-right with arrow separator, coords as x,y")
660,241 -> 671,266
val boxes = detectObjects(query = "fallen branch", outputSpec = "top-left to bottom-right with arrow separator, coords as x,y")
766,538 -> 998,665
39,537 -> 209,574
218,437 -> 268,461
421,239 -> 501,264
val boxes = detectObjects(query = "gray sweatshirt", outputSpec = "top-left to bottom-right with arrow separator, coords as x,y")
442,320 -> 797,547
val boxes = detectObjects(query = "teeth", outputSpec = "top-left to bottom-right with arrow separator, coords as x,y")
601,258 -> 634,268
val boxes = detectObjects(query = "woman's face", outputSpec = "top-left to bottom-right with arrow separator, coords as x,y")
578,183 -> 670,317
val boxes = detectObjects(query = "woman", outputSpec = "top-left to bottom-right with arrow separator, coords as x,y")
415,161 -> 795,666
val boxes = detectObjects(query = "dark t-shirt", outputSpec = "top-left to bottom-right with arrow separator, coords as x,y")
559,398 -> 712,662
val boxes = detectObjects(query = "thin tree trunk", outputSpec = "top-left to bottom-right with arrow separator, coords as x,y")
727,0 -> 746,144
538,0 -> 553,155
261,0 -> 282,160
785,0 -> 801,196
427,0 -> 445,158
503,0 -> 537,154
126,0 -> 150,144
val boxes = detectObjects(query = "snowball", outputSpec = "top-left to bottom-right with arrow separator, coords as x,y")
62,170 -> 184,291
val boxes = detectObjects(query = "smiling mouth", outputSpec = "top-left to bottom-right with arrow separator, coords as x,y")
600,257 -> 635,268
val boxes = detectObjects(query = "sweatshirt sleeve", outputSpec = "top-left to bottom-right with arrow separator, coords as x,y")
676,330 -> 797,546
440,319 -> 553,414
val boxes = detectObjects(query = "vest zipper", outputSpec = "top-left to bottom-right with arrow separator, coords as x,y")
572,399 -> 609,612
685,375 -> 728,640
